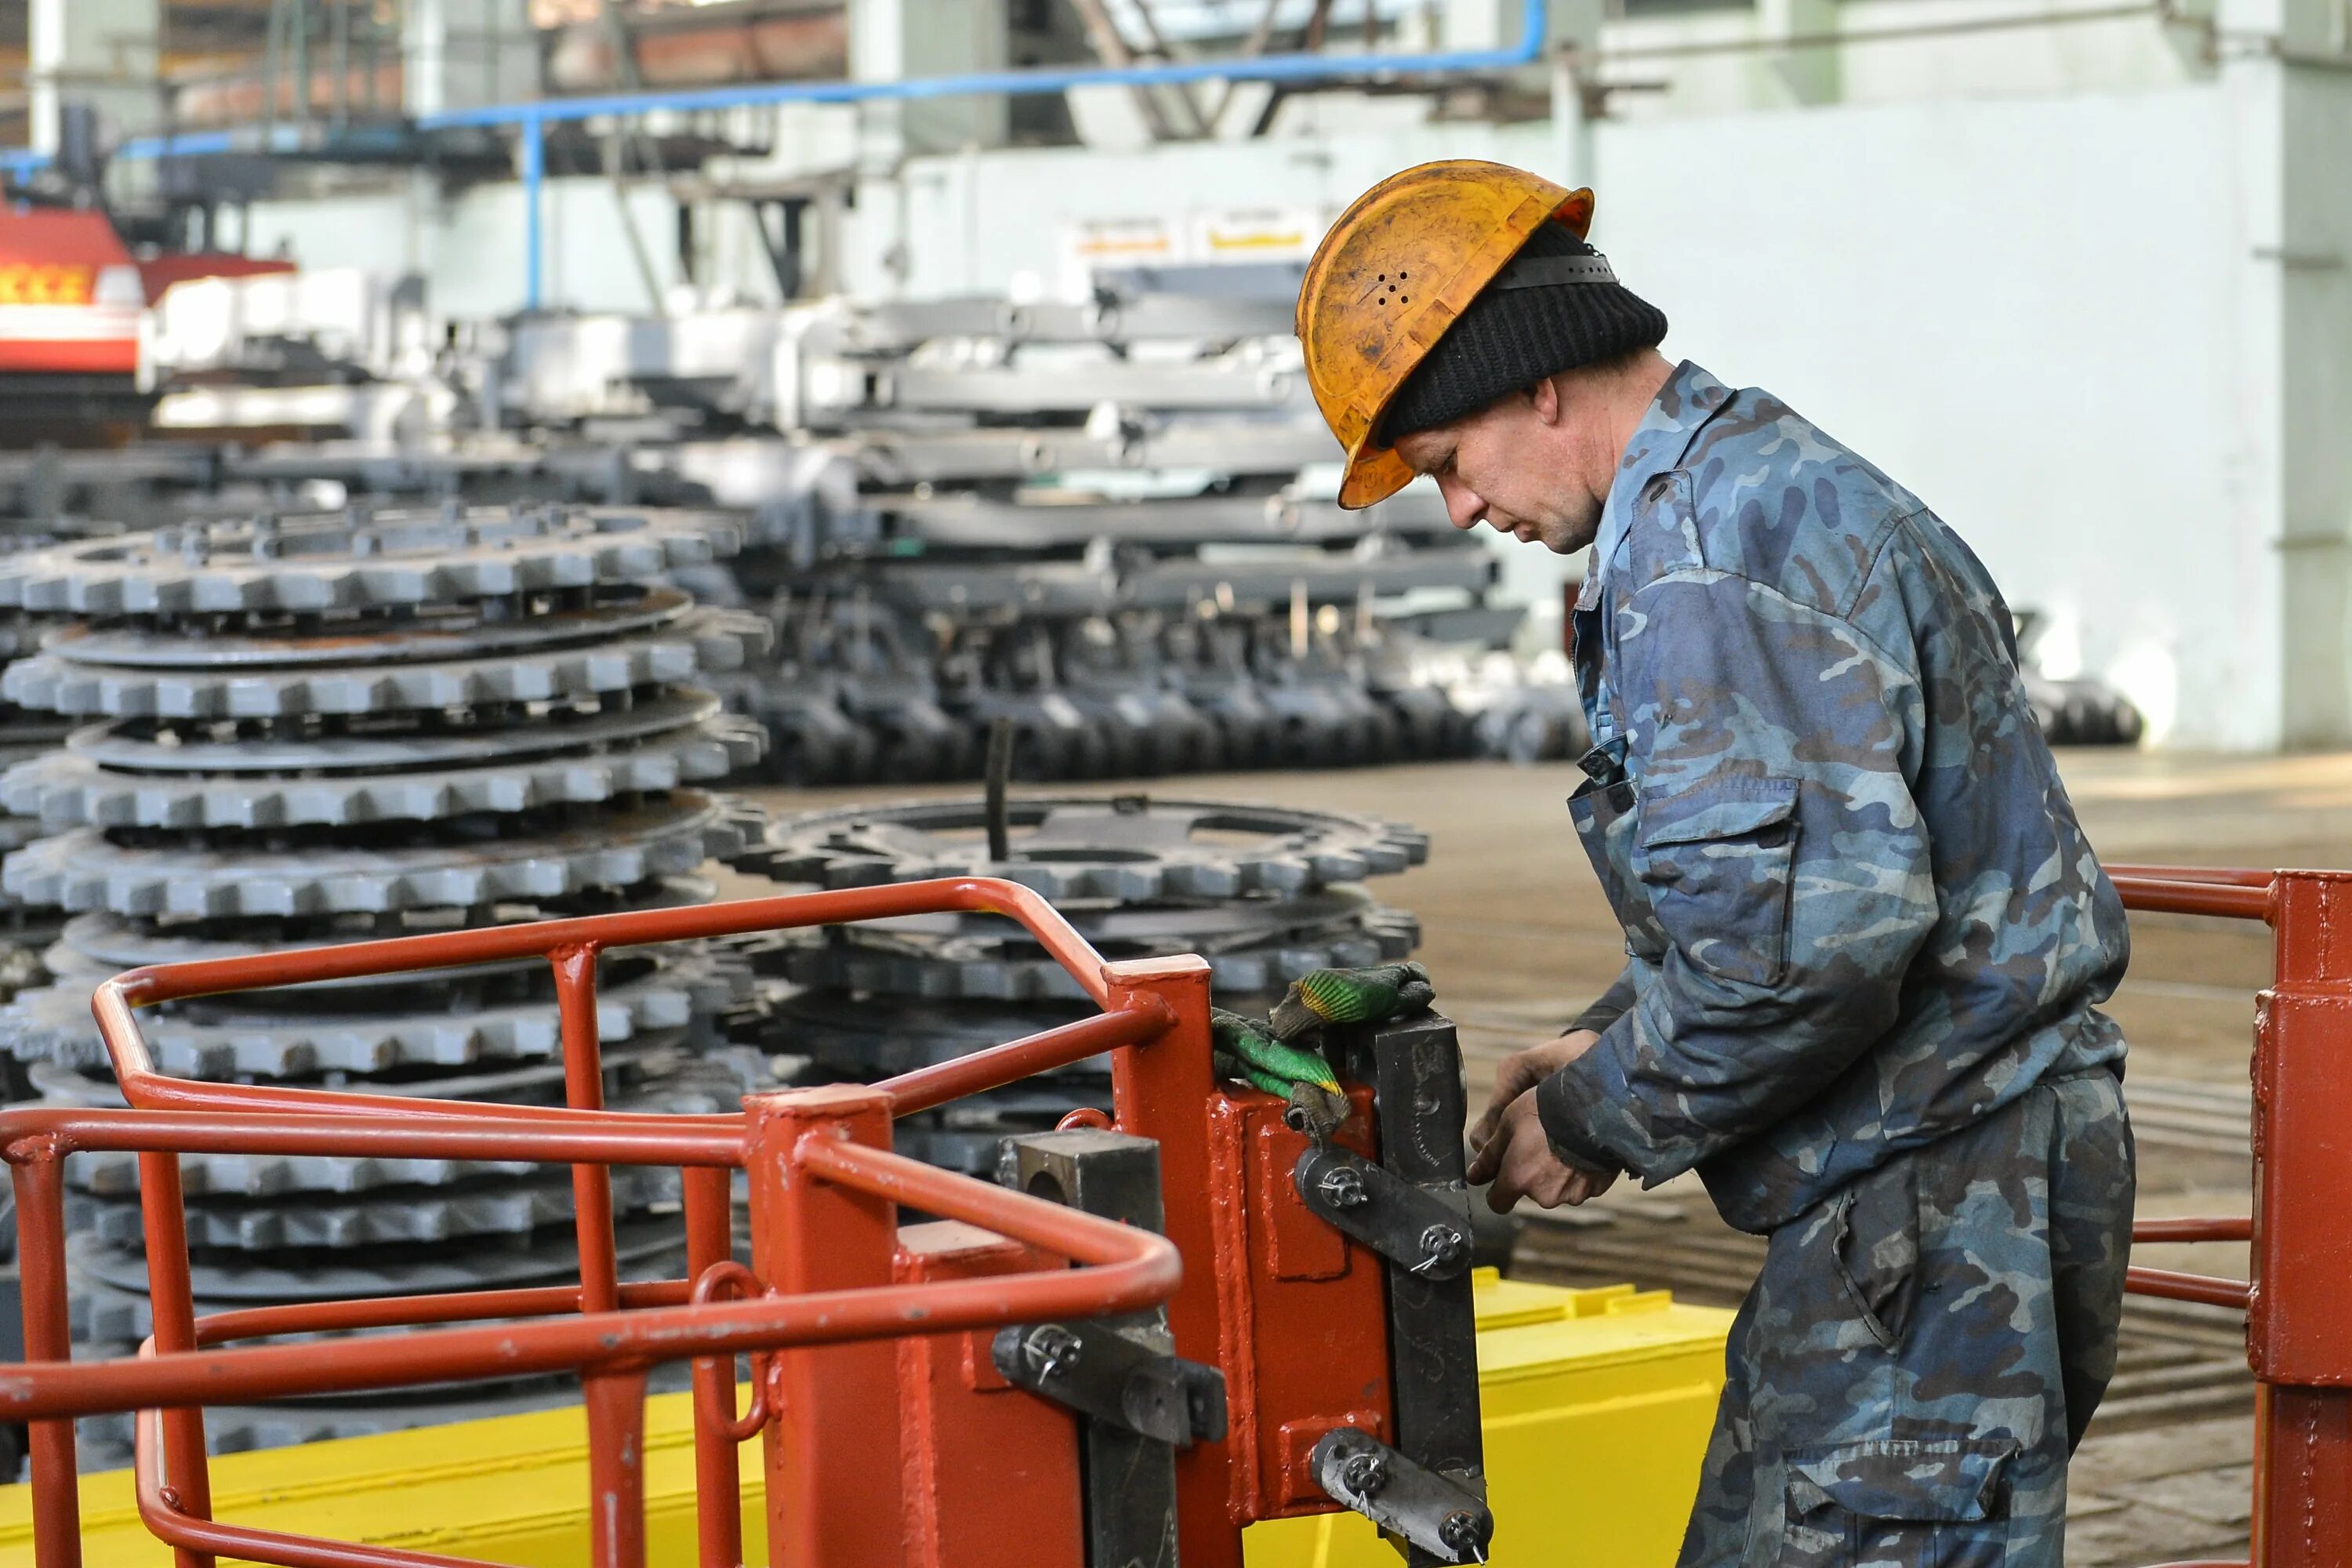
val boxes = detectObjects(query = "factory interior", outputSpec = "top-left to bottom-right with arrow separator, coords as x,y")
0,0 -> 2343,1563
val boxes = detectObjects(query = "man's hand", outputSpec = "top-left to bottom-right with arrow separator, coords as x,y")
1468,1029 -> 1601,1157
1466,1090 -> 1619,1212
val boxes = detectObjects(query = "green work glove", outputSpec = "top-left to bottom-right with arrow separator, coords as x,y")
1212,1008 -> 1352,1141
1212,1007 -> 1340,1095
1269,960 -> 1435,1042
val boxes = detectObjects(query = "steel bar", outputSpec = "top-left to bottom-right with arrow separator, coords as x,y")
552,945 -> 623,1318
879,1007 -> 1167,1117
2127,1267 -> 2253,1312
135,1147 -> 215,1568
100,877 -> 1116,1011
683,1170 -> 748,1568
2108,870 -> 2275,920
0,1105 -> 746,1166
584,1367 -> 652,1568
191,1279 -> 695,1346
13,1155 -> 79,1568
2135,1218 -> 2255,1244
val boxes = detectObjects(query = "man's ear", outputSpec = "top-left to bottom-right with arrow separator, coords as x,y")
1530,375 -> 1563,425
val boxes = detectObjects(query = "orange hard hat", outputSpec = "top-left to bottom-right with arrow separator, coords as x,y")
1295,161 -> 1594,510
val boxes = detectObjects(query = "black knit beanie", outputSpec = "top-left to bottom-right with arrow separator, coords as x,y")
1376,220 -> 1668,444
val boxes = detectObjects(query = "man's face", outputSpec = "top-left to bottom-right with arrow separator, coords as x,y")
1391,393 -> 1604,556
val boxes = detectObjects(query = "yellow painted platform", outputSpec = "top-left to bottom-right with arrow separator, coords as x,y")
0,1270 -> 1731,1566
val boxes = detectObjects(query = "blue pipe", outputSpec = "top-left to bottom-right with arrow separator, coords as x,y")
521,118 -> 546,310
2,0 -> 1547,308
419,0 -> 1548,131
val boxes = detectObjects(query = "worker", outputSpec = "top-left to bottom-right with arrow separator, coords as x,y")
1295,161 -> 2132,1566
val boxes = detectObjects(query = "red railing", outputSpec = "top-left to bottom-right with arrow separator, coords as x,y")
2104,862 -> 2352,1568
0,876 -> 1196,1568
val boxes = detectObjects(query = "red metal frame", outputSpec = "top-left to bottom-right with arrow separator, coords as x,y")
2104,863 -> 2352,1568
0,874 -> 1403,1568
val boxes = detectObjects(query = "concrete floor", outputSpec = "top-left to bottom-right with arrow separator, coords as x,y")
752,742 -> 2334,1565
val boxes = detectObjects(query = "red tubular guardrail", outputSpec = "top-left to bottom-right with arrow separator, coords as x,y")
1,874 -> 1192,1568
2104,864 -> 2278,1568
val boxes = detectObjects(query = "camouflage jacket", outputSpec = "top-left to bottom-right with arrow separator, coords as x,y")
1534,361 -> 2129,1236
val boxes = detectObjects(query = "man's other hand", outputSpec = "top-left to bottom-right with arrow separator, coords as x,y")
1465,1091 -> 1619,1212
1468,1029 -> 1601,1156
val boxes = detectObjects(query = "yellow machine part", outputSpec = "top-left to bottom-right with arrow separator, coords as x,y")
0,1270 -> 1730,1566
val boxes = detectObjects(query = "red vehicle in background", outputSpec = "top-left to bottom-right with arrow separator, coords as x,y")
0,204 -> 288,439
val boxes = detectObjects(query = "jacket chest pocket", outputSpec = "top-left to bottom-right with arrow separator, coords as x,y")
1632,778 -> 1800,990
1568,774 -> 1670,962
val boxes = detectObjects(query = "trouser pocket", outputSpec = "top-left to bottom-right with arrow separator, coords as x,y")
1777,1439 -> 2018,1568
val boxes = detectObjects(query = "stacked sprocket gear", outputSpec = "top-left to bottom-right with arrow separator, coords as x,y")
0,503 -> 774,1465
728,794 -> 1428,1173
0,539 -> 76,1014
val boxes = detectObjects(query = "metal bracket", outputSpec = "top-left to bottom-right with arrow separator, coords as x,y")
1316,1010 -> 1488,1568
992,1320 -> 1227,1448
1293,1143 -> 1472,1279
1311,1427 -> 1494,1565
998,1128 -> 1184,1568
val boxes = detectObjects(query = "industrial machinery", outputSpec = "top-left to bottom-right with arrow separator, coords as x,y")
0,873 -> 1501,1566
0,503 -> 775,1462
113,270 -> 1593,778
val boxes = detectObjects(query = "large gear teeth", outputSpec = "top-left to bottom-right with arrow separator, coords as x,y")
734,794 -> 1428,902
71,1167 -> 684,1251
0,952 -> 753,1074
5,713 -> 766,829
784,907 -> 1419,1001
2,792 -> 754,918
2,610 -> 770,719
0,508 -> 739,615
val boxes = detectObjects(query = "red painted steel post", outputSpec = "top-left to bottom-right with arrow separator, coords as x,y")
583,1366 -> 652,1568
1099,956 -> 1243,1568
133,1149 -> 215,1568
551,943 -> 620,1312
2249,869 -> 2352,1567
683,1164 -> 749,1568
552,943 -> 644,1568
744,1084 -> 906,1568
12,1153 -> 80,1568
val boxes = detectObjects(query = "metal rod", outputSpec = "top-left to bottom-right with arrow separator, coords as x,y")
2133,1216 -> 2254,1243
552,944 -> 621,1316
880,1004 -> 1167,1117
2125,1265 -> 2253,1312
683,1171 -> 749,1568
584,1368 -> 651,1568
0,1105 -> 746,1166
136,1145 -> 216,1568
12,1157 -> 79,1568
985,713 -> 1014,861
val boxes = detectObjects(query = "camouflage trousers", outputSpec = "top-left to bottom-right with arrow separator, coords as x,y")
1678,1070 -> 2135,1568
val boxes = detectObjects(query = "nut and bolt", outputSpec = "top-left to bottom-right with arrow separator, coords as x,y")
1316,1166 -> 1370,1208
1022,1324 -> 1083,1381
1339,1447 -> 1389,1497
1416,1221 -> 1470,1274
1439,1510 -> 1490,1563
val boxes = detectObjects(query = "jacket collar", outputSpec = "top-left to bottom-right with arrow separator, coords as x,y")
1582,360 -> 1735,604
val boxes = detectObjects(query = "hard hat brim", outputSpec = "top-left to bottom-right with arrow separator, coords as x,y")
1338,443 -> 1417,511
